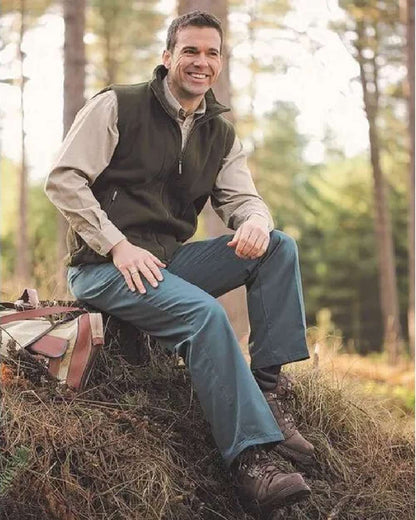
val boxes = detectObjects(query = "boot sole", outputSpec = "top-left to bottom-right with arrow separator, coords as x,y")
239,482 -> 311,516
274,443 -> 315,469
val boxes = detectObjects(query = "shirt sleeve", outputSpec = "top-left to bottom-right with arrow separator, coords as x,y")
210,136 -> 275,231
44,90 -> 126,256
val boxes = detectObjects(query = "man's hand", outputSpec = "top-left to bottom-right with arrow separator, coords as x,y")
111,239 -> 166,293
227,215 -> 270,259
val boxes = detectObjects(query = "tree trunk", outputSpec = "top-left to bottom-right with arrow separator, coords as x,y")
406,0 -> 415,358
103,26 -> 117,85
57,0 -> 86,296
16,0 -> 30,287
356,24 -> 403,363
177,0 -> 250,343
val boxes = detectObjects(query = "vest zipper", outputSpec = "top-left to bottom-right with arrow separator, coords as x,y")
177,114 -> 218,176
107,189 -> 118,214
161,113 -> 224,232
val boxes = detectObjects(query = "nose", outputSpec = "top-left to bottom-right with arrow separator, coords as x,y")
193,53 -> 209,68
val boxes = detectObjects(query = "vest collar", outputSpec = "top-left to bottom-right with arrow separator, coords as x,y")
150,65 -> 230,120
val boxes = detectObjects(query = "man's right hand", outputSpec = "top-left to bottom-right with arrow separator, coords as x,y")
111,239 -> 166,294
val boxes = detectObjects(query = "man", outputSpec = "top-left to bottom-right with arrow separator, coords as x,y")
45,11 -> 314,515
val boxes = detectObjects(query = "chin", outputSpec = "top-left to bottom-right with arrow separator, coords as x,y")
185,85 -> 209,97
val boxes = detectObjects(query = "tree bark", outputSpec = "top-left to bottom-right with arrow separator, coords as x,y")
406,0 -> 415,358
16,0 -> 30,286
356,23 -> 403,363
57,0 -> 86,296
177,0 -> 250,343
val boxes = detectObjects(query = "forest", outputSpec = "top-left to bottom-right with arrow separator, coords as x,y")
0,1 -> 414,519
1,0 -> 414,362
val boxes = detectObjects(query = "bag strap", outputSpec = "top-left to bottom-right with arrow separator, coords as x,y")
0,306 -> 85,326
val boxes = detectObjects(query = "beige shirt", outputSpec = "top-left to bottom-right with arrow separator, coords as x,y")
45,78 -> 274,257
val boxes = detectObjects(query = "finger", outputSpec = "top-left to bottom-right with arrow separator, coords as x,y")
138,262 -> 159,288
118,266 -> 136,292
131,271 -> 147,294
236,231 -> 254,256
151,255 -> 166,268
258,235 -> 270,256
145,258 -> 164,281
246,233 -> 267,258
240,234 -> 257,257
227,228 -> 241,247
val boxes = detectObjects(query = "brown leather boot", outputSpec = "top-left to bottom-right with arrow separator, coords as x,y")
231,446 -> 311,515
263,372 -> 315,467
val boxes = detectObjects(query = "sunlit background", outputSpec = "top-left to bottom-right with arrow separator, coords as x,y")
0,0 -> 414,421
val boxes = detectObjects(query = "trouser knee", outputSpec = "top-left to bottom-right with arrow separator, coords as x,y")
269,230 -> 299,259
193,296 -> 230,330
183,297 -> 237,364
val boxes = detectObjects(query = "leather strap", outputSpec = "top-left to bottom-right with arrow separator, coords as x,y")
0,306 -> 84,325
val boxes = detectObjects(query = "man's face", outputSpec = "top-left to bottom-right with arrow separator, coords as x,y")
162,26 -> 223,103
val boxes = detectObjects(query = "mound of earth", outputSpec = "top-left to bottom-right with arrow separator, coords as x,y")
0,314 -> 414,519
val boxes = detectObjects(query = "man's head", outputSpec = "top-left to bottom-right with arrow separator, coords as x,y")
162,11 -> 223,110
166,11 -> 223,53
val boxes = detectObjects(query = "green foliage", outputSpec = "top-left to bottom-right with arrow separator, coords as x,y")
0,158 -> 18,287
0,446 -> 30,498
27,183 -> 59,291
87,0 -> 165,88
0,0 -> 52,18
0,157 -> 18,238
252,104 -> 409,352
0,158 -> 59,294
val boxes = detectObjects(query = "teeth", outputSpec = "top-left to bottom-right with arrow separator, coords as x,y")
190,73 -> 207,79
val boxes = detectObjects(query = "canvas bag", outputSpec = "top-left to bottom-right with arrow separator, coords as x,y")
0,289 -> 104,391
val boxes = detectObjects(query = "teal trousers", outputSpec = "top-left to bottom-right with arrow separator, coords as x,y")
67,230 -> 309,466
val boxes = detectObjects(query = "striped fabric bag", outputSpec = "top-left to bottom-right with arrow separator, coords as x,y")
0,290 -> 104,391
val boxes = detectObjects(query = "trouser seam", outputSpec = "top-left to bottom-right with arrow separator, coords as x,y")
256,262 -> 274,355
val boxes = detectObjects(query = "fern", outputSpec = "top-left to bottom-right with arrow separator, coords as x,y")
0,446 -> 30,497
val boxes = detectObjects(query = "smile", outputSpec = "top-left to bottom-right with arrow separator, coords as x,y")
188,72 -> 209,79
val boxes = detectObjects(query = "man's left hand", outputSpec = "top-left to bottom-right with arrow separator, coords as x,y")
227,215 -> 270,259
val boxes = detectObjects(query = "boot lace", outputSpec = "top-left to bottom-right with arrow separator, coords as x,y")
238,449 -> 283,488
269,373 -> 296,431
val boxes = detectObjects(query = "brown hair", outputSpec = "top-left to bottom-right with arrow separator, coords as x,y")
166,11 -> 223,52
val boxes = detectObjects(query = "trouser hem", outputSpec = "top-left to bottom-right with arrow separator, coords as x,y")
225,433 -> 284,468
250,351 -> 310,371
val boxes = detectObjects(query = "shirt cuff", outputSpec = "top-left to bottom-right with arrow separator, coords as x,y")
82,222 -> 126,256
245,212 -> 275,232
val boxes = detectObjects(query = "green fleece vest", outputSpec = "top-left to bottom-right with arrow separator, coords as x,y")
67,65 -> 235,266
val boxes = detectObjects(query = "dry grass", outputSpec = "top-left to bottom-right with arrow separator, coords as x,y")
0,321 -> 414,520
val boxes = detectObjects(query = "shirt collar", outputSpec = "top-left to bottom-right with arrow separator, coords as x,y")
163,76 -> 206,120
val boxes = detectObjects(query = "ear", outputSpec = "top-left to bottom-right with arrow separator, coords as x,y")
162,50 -> 171,69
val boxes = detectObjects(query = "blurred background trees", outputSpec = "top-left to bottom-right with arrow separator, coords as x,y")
0,0 -> 414,368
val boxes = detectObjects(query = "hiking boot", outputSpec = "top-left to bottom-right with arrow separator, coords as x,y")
263,372 -> 315,467
231,446 -> 311,516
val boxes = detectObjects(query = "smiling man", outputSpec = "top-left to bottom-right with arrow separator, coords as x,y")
45,11 -> 313,515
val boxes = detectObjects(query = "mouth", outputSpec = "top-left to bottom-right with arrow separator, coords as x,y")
187,72 -> 210,80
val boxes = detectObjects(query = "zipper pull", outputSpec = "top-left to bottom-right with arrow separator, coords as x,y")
112,189 -> 118,201
178,159 -> 182,175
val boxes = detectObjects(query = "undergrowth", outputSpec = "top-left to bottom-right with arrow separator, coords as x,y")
0,318 -> 414,520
